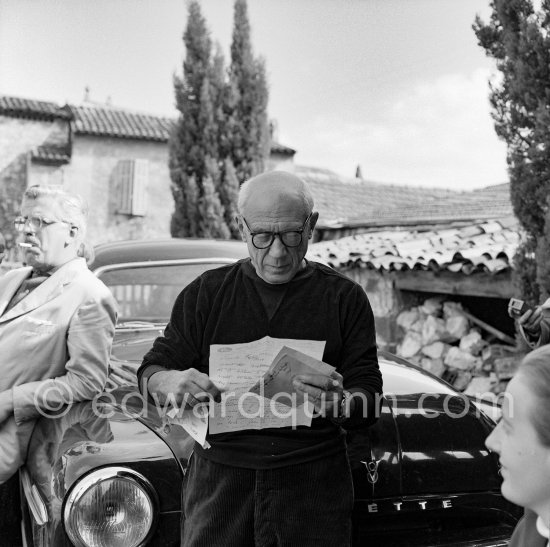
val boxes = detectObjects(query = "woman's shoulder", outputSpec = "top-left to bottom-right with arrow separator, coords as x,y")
509,509 -> 547,547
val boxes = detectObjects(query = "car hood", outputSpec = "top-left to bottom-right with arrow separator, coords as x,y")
108,327 -> 504,499
27,326 -> 517,540
110,324 -> 165,362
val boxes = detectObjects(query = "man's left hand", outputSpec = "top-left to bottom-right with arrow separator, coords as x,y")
0,390 -> 14,424
292,371 -> 344,418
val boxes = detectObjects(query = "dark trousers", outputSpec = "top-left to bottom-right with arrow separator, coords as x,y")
0,472 -> 22,547
182,450 -> 353,547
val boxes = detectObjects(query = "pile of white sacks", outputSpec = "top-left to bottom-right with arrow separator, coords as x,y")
395,297 -> 516,394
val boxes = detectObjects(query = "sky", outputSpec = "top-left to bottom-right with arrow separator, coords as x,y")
0,0 -> 509,190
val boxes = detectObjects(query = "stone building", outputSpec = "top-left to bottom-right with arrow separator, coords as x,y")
0,95 -> 296,250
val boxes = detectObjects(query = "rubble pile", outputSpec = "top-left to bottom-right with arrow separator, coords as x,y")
395,297 -> 520,395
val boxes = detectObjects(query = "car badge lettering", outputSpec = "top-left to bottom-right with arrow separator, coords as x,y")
361,451 -> 381,485
366,499 -> 453,513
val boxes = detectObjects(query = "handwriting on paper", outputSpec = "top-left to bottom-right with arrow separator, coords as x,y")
208,336 -> 326,434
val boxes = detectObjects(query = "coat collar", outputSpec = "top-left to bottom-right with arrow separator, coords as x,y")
0,267 -> 32,317
0,258 -> 88,322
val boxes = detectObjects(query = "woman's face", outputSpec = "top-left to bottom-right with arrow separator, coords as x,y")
485,374 -> 550,514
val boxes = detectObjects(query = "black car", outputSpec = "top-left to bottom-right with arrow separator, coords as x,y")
20,239 -> 521,546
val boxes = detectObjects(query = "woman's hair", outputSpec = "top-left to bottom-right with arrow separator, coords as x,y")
518,345 -> 550,447
23,185 -> 93,262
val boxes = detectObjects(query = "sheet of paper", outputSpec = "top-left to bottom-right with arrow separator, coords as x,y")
249,346 -> 336,406
208,336 -> 326,434
167,406 -> 210,448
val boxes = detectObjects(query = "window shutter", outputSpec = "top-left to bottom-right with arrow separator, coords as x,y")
116,159 -> 149,216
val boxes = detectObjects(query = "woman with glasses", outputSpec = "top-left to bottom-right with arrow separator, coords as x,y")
486,345 -> 550,546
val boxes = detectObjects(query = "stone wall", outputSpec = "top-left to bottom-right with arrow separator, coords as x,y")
339,266 -> 402,351
63,136 -> 171,244
0,116 -> 70,250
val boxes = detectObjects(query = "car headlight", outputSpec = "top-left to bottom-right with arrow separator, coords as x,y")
63,466 -> 157,547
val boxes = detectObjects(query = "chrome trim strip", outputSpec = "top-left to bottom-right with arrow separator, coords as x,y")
20,467 -> 48,526
93,257 -> 238,278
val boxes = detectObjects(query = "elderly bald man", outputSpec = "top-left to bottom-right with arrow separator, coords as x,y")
139,171 -> 382,546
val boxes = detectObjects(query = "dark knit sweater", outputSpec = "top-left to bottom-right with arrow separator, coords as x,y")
138,259 -> 381,469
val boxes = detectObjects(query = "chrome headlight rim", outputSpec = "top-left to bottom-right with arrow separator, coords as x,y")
62,465 -> 159,547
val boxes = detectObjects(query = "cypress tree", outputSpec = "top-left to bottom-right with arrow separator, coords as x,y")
198,172 -> 231,239
169,0 -> 270,238
169,1 -> 230,237
228,0 -> 270,184
220,158 -> 241,237
474,0 -> 550,303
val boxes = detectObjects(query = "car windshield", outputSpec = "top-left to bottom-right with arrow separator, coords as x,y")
380,359 -> 456,396
98,262 -> 229,323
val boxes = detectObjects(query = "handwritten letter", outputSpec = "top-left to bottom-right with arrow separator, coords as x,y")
208,337 -> 327,434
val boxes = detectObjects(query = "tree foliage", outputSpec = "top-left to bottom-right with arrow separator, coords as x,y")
227,0 -> 270,183
169,0 -> 269,239
474,0 -> 550,304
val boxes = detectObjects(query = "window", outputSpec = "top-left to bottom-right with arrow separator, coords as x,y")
115,159 -> 148,216
98,262 -> 228,322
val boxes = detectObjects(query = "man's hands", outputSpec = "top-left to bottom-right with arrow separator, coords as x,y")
292,371 -> 352,420
0,390 -> 14,424
146,369 -> 221,409
145,368 -> 352,421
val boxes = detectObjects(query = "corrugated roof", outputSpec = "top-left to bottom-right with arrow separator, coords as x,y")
308,218 -> 520,275
297,166 -> 512,228
0,96 -> 72,121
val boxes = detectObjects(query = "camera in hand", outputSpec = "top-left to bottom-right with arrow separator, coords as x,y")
509,297 -> 531,316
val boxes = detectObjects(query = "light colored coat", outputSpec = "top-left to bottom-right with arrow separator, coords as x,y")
0,258 -> 117,482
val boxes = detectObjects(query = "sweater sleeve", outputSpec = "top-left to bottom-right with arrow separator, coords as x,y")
137,277 -> 204,394
338,283 -> 382,428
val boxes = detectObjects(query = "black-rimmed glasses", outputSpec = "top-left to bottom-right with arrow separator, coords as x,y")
242,213 -> 312,249
13,215 -> 70,233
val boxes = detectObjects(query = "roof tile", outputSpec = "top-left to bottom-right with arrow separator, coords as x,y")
0,95 -> 71,121
1,95 -> 292,153
309,219 -> 520,275
296,166 -> 513,227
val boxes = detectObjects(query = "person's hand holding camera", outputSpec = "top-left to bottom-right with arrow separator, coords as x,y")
508,299 -> 543,339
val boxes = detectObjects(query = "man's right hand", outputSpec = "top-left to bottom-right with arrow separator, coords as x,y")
146,369 -> 221,408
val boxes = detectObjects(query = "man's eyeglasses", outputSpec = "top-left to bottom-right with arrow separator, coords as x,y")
242,213 -> 312,249
13,215 -> 70,232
